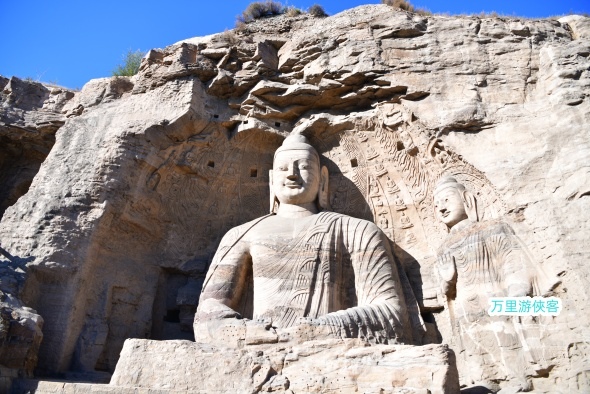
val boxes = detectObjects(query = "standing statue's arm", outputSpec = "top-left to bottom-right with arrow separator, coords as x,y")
489,224 -> 533,297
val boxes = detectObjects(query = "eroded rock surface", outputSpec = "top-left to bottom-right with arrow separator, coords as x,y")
0,76 -> 73,388
0,5 -> 589,393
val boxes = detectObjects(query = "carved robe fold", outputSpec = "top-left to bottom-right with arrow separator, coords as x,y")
198,211 -> 424,345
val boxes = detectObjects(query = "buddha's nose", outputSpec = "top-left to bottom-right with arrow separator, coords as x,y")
286,163 -> 298,178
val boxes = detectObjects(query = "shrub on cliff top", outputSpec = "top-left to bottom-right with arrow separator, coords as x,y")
285,6 -> 303,17
237,1 -> 286,24
112,49 -> 145,77
381,0 -> 431,15
308,4 -> 328,17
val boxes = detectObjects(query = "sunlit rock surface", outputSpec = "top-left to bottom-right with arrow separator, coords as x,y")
0,5 -> 589,393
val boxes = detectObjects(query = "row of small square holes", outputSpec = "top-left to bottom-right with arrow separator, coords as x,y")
209,159 -> 357,171
207,161 -> 258,177
240,120 -> 282,127
208,116 -> 363,174
212,116 -> 282,128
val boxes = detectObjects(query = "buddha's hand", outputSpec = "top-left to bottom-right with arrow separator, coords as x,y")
278,316 -> 342,343
194,298 -> 247,346
194,298 -> 242,321
248,317 -> 274,329
506,282 -> 532,298
297,317 -> 320,326
241,317 -> 280,345
436,253 -> 456,297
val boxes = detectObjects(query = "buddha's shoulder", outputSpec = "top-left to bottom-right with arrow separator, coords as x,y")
219,214 -> 274,243
221,212 -> 382,242
471,219 -> 516,237
438,219 -> 516,252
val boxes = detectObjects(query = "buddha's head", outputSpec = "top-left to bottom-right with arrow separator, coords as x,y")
270,134 -> 330,212
433,176 -> 478,230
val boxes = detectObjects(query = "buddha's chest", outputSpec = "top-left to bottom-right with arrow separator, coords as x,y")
247,220 -> 326,278
249,236 -> 321,270
248,217 -> 316,255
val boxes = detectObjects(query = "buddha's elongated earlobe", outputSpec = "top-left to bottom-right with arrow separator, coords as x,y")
318,165 -> 331,211
269,170 -> 279,213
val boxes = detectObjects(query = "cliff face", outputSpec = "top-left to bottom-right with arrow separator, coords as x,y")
0,4 -> 588,391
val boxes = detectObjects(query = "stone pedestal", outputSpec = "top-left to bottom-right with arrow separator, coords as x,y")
108,338 -> 459,393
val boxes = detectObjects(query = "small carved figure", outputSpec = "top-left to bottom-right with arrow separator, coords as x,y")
399,130 -> 417,155
225,165 -> 236,176
394,194 -> 406,211
369,177 -> 380,195
400,212 -> 412,229
195,134 -> 424,346
366,146 -> 379,160
374,196 -> 384,208
428,139 -> 454,169
379,215 -> 389,229
375,163 -> 387,177
434,147 -> 450,167
386,177 -> 399,194
434,176 -> 554,391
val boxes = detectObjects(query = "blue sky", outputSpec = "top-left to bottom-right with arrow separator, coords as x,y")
2,0 -> 588,89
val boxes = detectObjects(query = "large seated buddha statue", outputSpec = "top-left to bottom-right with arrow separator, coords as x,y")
194,133 -> 425,345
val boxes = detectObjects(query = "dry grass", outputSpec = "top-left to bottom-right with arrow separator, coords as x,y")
381,0 -> 432,16
285,6 -> 303,17
308,4 -> 328,17
221,29 -> 240,45
236,1 -> 286,24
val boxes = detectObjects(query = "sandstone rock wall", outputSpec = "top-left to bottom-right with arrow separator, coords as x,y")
0,5 -> 588,392
0,76 -> 75,385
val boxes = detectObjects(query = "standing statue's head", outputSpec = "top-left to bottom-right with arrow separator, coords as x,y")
270,134 -> 330,213
434,176 -> 478,230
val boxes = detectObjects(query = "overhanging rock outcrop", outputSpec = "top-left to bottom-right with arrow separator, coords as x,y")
0,76 -> 75,219
0,5 -> 589,393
